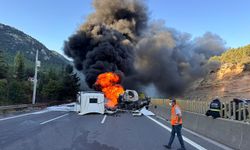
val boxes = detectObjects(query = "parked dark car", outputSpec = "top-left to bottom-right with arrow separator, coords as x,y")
230,98 -> 249,120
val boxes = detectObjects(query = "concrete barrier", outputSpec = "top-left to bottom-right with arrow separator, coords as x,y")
150,105 -> 250,150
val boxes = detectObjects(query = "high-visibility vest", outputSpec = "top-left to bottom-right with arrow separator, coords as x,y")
209,108 -> 220,112
171,104 -> 183,125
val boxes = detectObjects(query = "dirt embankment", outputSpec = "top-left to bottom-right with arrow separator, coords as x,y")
185,63 -> 250,101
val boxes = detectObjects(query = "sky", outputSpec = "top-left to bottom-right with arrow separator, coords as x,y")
0,0 -> 249,56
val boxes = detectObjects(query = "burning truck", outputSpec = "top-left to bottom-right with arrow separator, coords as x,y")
76,72 -> 151,115
117,90 -> 151,111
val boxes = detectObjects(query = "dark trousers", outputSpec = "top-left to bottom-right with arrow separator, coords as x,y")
168,124 -> 185,148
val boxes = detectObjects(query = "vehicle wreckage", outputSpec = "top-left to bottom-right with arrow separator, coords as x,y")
76,90 -> 151,115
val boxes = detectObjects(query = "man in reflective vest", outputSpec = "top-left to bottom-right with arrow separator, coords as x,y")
164,99 -> 186,150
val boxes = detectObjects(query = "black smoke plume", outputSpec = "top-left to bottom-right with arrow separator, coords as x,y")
64,0 -> 226,96
132,22 -> 225,96
64,0 -> 147,88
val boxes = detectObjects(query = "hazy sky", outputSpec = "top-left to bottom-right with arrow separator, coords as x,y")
0,0 -> 249,55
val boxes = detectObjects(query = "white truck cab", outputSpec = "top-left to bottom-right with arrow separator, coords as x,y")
77,91 -> 105,115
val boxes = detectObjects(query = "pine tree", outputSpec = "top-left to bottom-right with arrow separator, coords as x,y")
48,68 -> 58,80
60,65 -> 80,101
0,50 -> 7,79
14,51 -> 25,80
40,69 -> 62,101
41,79 -> 62,101
8,80 -> 31,104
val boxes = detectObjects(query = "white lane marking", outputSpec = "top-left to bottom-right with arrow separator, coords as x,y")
31,110 -> 50,114
156,116 -> 168,121
0,110 -> 52,122
0,113 -> 33,121
146,116 -> 207,150
101,115 -> 107,124
40,113 -> 68,125
155,115 -> 233,150
183,127 -> 233,150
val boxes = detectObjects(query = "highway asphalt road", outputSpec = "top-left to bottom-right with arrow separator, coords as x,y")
0,110 -> 231,150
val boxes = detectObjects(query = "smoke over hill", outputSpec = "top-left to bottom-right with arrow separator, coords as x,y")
64,0 -> 226,96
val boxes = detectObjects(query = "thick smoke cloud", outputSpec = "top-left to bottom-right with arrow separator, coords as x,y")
64,0 -> 147,88
133,22 -> 226,96
64,0 -> 226,96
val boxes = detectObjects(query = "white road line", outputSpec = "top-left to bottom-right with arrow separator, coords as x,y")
155,115 -> 233,150
146,116 -> 207,150
40,113 -> 68,125
0,110 -> 51,122
101,115 -> 107,124
31,110 -> 50,114
156,116 -> 168,121
183,127 -> 233,150
0,113 -> 33,121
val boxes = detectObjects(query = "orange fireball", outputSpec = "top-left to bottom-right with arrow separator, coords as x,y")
95,72 -> 124,108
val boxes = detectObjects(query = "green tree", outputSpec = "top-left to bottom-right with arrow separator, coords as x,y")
60,65 -> 80,101
36,69 -> 60,102
41,79 -> 62,101
0,79 -> 8,105
0,50 -> 7,79
25,67 -> 34,78
14,51 -> 25,80
38,65 -> 80,102
8,80 -> 32,104
209,44 -> 250,65
48,69 -> 58,80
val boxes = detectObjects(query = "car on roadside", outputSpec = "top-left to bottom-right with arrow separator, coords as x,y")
229,98 -> 249,120
244,99 -> 250,106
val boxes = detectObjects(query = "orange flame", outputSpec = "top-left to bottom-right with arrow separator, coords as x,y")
95,72 -> 124,108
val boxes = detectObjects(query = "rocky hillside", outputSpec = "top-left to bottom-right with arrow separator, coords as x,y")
185,45 -> 250,101
0,23 -> 69,69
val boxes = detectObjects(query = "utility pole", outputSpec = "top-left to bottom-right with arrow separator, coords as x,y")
32,50 -> 39,104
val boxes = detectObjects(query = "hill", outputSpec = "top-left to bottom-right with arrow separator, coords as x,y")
209,44 -> 250,65
0,23 -> 69,69
185,44 -> 250,101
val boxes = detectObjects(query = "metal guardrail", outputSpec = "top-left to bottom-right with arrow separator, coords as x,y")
151,99 -> 250,123
0,100 -> 73,114
0,103 -> 47,113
